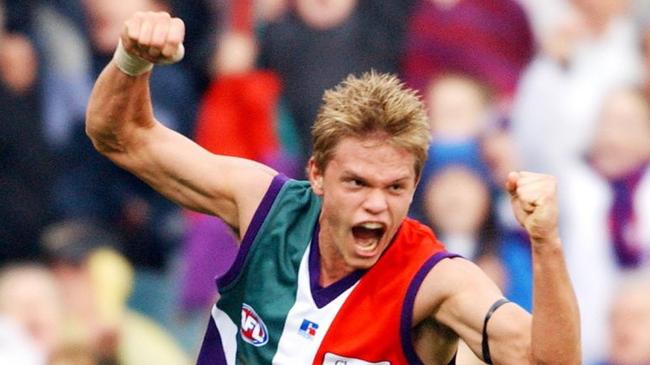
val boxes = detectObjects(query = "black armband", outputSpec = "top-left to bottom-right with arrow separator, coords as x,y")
481,298 -> 510,364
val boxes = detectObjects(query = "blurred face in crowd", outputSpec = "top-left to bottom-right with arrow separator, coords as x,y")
82,0 -> 163,54
0,33 -> 38,93
569,0 -> 628,26
590,88 -> 650,179
295,0 -> 357,30
427,75 -> 490,140
309,136 -> 417,275
423,166 -> 490,236
481,129 -> 520,186
0,266 -> 64,356
609,284 -> 650,365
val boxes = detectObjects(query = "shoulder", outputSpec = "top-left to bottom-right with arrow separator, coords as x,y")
241,175 -> 321,234
424,257 -> 489,297
412,257 -> 502,324
264,177 -> 320,212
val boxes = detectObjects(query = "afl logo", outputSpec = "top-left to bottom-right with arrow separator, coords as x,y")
240,303 -> 269,346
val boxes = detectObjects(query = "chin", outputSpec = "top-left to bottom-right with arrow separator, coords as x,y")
345,255 -> 380,270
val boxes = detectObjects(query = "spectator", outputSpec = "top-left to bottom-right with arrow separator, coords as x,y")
0,264 -> 65,364
562,85 -> 650,364
410,73 -> 494,223
426,73 -> 494,141
595,270 -> 650,365
421,166 -> 495,261
42,220 -> 192,365
511,0 -> 644,176
0,1 -> 56,264
260,0 -> 415,167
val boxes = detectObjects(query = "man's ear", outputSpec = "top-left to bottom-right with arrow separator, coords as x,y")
307,157 -> 324,195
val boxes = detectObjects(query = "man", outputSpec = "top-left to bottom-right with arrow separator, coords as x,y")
86,11 -> 580,364
597,271 -> 650,365
0,264 -> 64,364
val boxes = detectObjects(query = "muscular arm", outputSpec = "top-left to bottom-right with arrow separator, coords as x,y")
527,234 -> 580,364
418,172 -> 580,364
85,12 -> 276,237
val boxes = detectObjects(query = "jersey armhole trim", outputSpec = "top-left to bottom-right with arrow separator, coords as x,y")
400,252 -> 461,365
217,173 -> 289,289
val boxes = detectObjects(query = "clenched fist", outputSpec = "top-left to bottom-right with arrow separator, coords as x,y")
113,11 -> 185,76
505,171 -> 560,243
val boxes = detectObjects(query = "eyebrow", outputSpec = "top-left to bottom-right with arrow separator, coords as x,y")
341,171 -> 412,186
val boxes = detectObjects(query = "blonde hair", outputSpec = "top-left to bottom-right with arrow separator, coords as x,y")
312,71 -> 430,177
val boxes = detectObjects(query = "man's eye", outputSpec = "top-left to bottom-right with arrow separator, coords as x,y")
346,179 -> 364,187
389,184 -> 404,192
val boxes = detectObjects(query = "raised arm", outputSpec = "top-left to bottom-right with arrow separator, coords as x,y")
420,172 -> 580,364
85,11 -> 276,236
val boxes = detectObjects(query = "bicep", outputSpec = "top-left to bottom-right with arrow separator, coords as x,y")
431,259 -> 532,364
106,121 -> 276,233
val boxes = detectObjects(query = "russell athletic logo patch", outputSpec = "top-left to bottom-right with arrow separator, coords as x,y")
240,303 -> 269,346
298,319 -> 319,339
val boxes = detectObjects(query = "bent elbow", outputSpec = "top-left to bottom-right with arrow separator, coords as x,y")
85,118 -> 112,155
84,114 -> 128,156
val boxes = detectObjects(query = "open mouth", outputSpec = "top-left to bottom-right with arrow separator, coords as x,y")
351,222 -> 386,256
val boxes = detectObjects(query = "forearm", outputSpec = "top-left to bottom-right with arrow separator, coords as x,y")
85,62 -> 155,155
530,237 -> 581,364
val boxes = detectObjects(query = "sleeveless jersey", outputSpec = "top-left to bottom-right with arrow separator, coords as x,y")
196,175 -> 458,365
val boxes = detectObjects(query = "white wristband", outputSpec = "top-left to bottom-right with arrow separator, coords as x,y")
112,39 -> 153,76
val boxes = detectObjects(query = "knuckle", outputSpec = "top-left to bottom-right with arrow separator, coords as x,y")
171,17 -> 185,31
139,35 -> 151,46
150,40 -> 164,49
168,32 -> 183,44
134,11 -> 145,18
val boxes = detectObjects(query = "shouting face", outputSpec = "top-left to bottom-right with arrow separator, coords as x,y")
308,136 -> 417,280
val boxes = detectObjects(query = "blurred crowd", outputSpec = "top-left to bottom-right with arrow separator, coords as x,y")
0,0 -> 649,364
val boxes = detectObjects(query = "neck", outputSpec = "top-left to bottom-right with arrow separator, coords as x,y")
317,225 -> 354,287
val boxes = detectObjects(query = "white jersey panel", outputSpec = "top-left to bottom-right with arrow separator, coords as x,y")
272,245 -> 358,365
212,304 -> 238,364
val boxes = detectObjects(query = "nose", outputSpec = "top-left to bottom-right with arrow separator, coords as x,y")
363,188 -> 388,215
